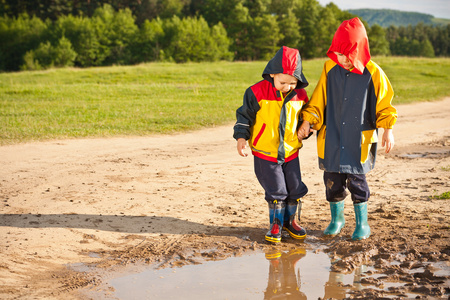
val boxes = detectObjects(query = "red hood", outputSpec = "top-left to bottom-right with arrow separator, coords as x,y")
262,46 -> 309,89
327,17 -> 371,75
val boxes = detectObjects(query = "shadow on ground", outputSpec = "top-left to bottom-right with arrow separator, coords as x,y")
0,213 -> 263,237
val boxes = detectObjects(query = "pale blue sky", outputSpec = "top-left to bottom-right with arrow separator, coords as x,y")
317,0 -> 450,19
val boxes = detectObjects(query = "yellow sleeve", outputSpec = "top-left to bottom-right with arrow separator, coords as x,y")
369,61 -> 398,129
301,61 -> 330,131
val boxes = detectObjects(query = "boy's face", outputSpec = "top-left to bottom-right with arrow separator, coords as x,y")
270,73 -> 298,94
334,52 -> 354,70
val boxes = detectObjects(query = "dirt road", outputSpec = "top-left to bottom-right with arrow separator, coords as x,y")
1,98 -> 449,299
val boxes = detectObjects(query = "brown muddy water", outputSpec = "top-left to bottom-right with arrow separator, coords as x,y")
75,242 -> 450,299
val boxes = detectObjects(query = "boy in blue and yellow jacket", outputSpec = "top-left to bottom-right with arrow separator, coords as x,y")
298,18 -> 398,240
233,46 -> 310,243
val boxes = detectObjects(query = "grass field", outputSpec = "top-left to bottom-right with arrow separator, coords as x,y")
1,56 -> 449,145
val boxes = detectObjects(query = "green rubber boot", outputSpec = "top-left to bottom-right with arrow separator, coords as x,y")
265,200 -> 286,243
352,202 -> 371,240
324,200 -> 345,235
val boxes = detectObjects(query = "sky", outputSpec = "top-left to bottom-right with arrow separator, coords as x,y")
317,0 -> 450,19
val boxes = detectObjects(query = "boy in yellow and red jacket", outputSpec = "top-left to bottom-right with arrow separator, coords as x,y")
233,46 -> 310,243
298,18 -> 397,240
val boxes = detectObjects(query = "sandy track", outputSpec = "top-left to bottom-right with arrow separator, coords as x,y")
1,98 -> 449,298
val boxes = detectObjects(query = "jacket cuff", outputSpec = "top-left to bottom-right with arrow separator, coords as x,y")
301,113 -> 317,125
233,132 -> 248,140
377,116 -> 397,129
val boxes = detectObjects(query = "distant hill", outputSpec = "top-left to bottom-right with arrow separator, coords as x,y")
433,17 -> 450,26
347,8 -> 450,27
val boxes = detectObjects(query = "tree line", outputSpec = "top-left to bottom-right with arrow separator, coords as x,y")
0,0 -> 448,71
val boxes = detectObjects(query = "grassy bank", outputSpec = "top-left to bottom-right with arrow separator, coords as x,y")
1,57 -> 449,145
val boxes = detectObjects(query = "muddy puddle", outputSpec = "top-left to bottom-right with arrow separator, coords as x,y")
397,150 -> 450,159
75,242 -> 450,299
394,143 -> 450,159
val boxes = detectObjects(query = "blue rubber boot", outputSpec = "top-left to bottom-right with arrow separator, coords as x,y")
352,202 -> 371,240
265,200 -> 286,243
283,199 -> 307,240
324,200 -> 345,235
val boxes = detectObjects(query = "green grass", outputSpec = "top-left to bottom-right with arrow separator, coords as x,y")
1,57 -> 449,145
376,56 -> 450,103
432,191 -> 450,200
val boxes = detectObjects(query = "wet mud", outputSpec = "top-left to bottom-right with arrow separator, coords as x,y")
59,219 -> 450,299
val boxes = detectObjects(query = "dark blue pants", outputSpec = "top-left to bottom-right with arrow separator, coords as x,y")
254,156 -> 308,203
323,172 -> 370,203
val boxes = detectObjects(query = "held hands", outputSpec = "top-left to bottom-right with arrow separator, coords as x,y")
297,120 -> 313,141
237,138 -> 248,157
382,128 -> 395,153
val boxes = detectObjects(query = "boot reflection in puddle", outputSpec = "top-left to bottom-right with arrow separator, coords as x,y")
324,271 -> 346,299
324,264 -> 367,298
264,249 -> 307,299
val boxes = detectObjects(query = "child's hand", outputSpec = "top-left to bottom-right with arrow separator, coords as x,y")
297,121 -> 313,141
237,138 -> 248,157
382,128 -> 394,153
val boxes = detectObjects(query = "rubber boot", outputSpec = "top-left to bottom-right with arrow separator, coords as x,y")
352,202 -> 371,240
323,200 -> 345,235
265,200 -> 285,243
283,199 -> 307,239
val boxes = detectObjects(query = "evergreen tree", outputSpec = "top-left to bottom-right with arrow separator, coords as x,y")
189,0 -> 243,26
273,6 -> 302,50
222,2 -> 252,60
431,25 -> 449,56
244,0 -> 270,17
295,0 -> 321,58
369,24 -> 390,56
418,39 -> 435,57
248,14 -> 281,60
314,5 -> 341,57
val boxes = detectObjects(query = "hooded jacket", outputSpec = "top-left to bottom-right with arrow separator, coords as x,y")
233,46 -> 309,164
301,18 -> 397,174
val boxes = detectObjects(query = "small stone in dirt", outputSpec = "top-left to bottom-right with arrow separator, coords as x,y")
400,261 -> 414,269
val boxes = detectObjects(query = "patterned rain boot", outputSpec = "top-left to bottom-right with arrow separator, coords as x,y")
283,199 -> 307,239
352,202 -> 371,240
265,200 -> 286,243
324,200 -> 345,236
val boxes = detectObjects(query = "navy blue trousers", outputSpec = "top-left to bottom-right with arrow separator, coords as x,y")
323,172 -> 370,203
254,156 -> 308,203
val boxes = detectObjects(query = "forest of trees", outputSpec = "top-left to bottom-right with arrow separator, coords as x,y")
0,0 -> 448,71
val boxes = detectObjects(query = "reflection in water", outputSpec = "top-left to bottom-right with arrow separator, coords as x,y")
324,265 -> 367,299
87,246 -> 371,299
264,248 -> 367,299
264,249 -> 307,299
324,272 -> 346,299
